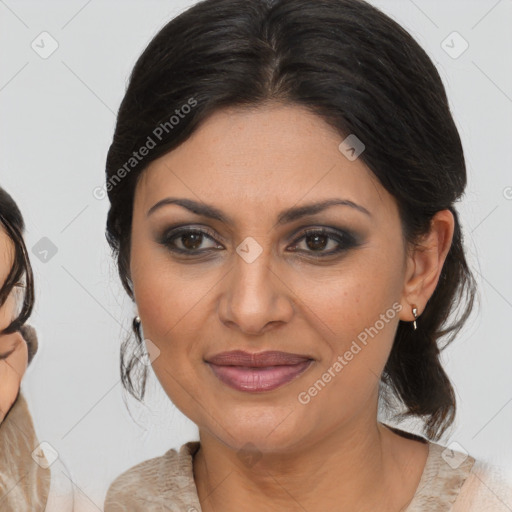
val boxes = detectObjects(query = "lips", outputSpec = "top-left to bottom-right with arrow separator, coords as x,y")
205,350 -> 314,392
206,350 -> 312,367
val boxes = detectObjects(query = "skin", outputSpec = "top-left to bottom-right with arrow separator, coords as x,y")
0,227 -> 28,425
129,103 -> 454,511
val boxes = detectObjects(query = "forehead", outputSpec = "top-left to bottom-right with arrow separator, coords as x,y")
135,104 -> 396,221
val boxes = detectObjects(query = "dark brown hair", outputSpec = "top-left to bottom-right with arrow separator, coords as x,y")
105,0 -> 477,441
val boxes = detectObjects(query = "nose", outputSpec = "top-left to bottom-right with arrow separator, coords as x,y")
218,241 -> 294,336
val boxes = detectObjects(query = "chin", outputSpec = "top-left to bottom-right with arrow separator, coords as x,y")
208,407 -> 308,454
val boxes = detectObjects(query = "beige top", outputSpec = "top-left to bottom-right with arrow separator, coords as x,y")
0,392 -> 51,512
104,427 -> 512,511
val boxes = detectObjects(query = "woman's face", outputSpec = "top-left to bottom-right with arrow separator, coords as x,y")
0,227 -> 28,424
129,104 -> 423,453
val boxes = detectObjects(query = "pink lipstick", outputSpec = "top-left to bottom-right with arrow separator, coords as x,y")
205,350 -> 314,392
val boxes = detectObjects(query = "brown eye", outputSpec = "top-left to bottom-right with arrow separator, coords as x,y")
305,232 -> 330,251
160,227 -> 222,254
180,232 -> 206,251
288,228 -> 357,257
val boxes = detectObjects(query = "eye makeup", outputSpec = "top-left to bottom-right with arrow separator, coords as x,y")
155,223 -> 363,260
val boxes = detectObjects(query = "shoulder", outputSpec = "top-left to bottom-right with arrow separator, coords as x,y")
104,441 -> 201,512
0,392 -> 52,512
452,458 -> 512,512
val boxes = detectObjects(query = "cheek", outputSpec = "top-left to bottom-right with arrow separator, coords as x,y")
293,247 -> 403,337
132,256 -> 210,341
0,344 -> 28,422
130,233 -> 171,333
130,237 -> 218,368
290,249 -> 403,401
131,257 -> 213,415
0,292 -> 17,331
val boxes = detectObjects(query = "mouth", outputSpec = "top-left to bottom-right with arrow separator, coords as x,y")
205,350 -> 314,393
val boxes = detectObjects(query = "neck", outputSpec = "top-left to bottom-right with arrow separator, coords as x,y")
193,406 -> 424,512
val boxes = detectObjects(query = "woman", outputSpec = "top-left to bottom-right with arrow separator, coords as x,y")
0,187 -> 51,511
103,0 -> 512,510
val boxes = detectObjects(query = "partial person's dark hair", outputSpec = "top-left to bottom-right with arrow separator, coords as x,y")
105,0 -> 477,441
0,187 -> 34,338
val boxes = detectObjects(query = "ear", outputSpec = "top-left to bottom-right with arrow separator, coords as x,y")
399,209 -> 455,322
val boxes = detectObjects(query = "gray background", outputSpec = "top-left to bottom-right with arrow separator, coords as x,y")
1,0 -> 511,509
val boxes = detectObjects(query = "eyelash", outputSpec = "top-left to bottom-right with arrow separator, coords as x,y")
159,226 -> 358,259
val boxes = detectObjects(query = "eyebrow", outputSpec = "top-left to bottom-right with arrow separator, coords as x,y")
147,197 -> 372,225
